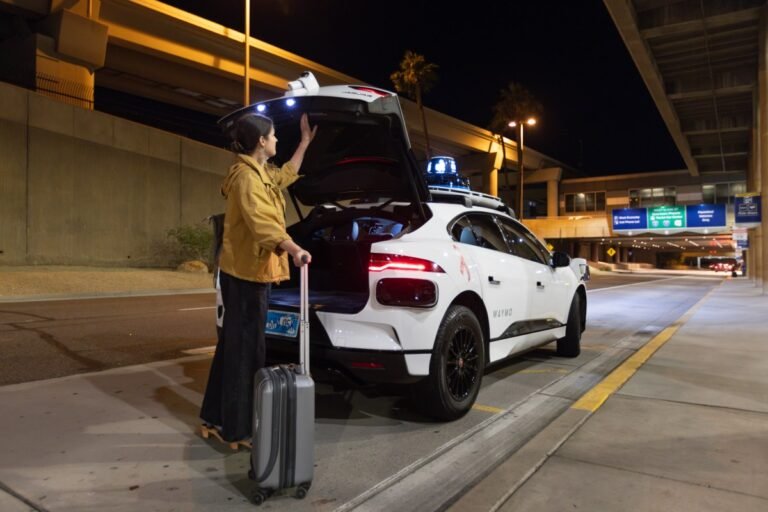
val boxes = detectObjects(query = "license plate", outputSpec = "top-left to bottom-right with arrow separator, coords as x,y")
265,310 -> 300,338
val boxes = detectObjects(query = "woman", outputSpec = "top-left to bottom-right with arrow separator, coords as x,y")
200,112 -> 315,446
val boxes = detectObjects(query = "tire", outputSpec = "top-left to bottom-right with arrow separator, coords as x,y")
423,305 -> 485,421
557,294 -> 582,358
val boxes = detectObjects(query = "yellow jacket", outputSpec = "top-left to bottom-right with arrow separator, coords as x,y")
218,154 -> 300,283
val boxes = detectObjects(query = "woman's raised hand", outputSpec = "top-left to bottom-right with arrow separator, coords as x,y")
300,113 -> 317,145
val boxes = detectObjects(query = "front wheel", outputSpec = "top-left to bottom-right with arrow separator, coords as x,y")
556,294 -> 582,357
423,305 -> 485,421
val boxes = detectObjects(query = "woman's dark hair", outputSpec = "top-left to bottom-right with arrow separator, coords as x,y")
228,113 -> 274,154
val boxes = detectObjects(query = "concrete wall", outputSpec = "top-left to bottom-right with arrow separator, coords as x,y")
0,81 -> 232,266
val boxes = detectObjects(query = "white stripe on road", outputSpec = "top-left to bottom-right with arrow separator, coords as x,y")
588,276 -> 679,293
178,306 -> 217,311
181,346 -> 216,355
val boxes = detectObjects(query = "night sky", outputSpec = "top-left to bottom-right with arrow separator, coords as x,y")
162,0 -> 685,175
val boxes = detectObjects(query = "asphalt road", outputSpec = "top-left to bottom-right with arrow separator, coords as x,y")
0,273 -> 726,511
0,273 -> 673,387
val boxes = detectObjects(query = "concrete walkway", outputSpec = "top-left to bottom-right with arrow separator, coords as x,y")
451,278 -> 768,511
0,272 -> 765,511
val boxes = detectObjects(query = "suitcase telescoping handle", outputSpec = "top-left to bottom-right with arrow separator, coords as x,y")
299,255 -> 310,376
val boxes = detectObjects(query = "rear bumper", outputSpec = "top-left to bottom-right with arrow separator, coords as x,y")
266,337 -> 423,385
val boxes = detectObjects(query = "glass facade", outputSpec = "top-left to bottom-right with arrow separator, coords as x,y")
702,182 -> 746,205
629,187 -> 676,207
565,191 -> 606,213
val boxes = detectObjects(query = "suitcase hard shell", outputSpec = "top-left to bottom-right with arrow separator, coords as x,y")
249,262 -> 314,504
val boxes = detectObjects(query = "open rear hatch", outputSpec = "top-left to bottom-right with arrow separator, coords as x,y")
219,87 -> 430,208
217,81 -> 431,335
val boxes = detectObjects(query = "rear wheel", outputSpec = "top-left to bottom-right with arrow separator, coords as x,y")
557,294 -> 582,357
424,306 -> 485,420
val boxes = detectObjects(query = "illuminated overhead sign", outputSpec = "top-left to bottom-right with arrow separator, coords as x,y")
734,193 -> 761,227
686,204 -> 727,228
611,208 -> 647,230
648,205 -> 685,229
612,204 -> 727,234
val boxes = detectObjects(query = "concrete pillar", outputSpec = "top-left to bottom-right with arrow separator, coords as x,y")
620,247 -> 629,263
747,100 -> 758,282
591,243 -> 600,263
0,7 -> 107,110
756,230 -> 764,287
760,6 -> 767,293
484,167 -> 498,197
547,179 -> 559,217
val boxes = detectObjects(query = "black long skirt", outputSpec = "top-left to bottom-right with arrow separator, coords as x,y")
200,271 -> 271,442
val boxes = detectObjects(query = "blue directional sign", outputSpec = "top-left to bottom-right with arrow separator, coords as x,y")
612,208 -> 647,231
686,204 -> 726,229
734,194 -> 761,227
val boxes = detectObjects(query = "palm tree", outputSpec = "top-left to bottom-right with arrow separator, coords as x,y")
489,82 -> 542,219
390,50 -> 438,159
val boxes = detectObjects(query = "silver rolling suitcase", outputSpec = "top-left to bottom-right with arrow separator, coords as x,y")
249,262 -> 314,505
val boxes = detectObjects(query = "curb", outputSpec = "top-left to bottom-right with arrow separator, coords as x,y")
0,288 -> 215,303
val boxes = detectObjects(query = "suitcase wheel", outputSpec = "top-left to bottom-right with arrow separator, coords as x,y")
252,489 -> 269,506
295,483 -> 311,500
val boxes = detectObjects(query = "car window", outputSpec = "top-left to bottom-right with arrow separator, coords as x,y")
463,214 -> 508,252
519,227 -> 553,263
450,215 -> 477,245
497,217 -> 549,265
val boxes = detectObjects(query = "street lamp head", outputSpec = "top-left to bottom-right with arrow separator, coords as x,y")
509,118 -> 537,128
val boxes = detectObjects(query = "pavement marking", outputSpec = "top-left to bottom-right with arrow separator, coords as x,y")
519,368 -> 570,375
472,404 -> 505,414
572,280 -> 723,412
181,345 -> 216,355
587,276 -> 679,293
178,306 -> 216,311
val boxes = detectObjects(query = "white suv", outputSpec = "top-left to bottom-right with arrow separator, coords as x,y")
216,73 -> 588,420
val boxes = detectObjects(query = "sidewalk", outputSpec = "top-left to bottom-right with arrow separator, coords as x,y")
0,273 -> 765,511
0,266 -> 213,302
452,278 -> 768,511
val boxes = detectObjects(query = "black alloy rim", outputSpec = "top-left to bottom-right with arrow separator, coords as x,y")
446,327 -> 480,401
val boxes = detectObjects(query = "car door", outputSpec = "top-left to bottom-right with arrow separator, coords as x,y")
450,213 -> 532,363
496,217 -> 570,329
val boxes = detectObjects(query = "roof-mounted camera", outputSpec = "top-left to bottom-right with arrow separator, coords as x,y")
285,71 -> 320,97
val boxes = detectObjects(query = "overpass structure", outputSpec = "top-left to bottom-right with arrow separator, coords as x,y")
602,0 -> 767,289
0,0 -> 573,210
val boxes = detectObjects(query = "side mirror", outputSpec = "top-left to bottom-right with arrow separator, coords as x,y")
551,251 -> 571,268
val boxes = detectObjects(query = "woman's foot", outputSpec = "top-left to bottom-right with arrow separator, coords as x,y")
200,423 -> 251,451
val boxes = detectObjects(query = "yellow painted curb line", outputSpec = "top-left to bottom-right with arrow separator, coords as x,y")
472,404 -> 505,414
572,281 -> 723,413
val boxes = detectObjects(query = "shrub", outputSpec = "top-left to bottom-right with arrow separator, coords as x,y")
166,223 -> 214,268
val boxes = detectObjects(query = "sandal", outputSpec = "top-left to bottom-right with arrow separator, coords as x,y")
200,423 -> 252,451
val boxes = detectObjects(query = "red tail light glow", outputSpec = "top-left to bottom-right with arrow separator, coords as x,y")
349,86 -> 391,97
369,254 -> 445,273
350,361 -> 385,369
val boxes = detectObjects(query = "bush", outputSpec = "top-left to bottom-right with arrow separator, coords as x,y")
166,223 -> 214,268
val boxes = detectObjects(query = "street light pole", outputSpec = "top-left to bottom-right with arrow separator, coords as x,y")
509,118 -> 536,220
243,0 -> 250,106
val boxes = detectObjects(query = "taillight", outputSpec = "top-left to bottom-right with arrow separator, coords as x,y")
369,254 -> 445,273
349,86 -> 391,97
376,278 -> 438,308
